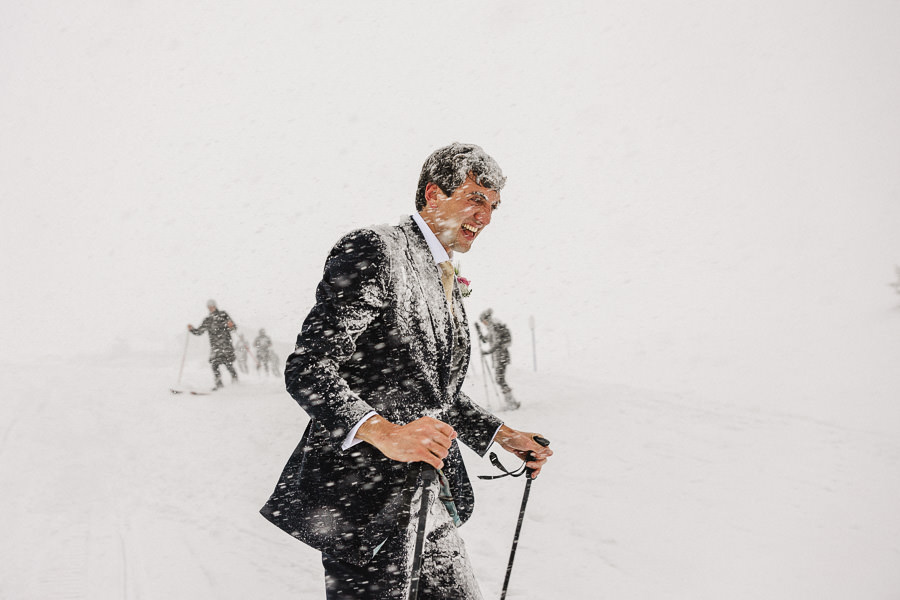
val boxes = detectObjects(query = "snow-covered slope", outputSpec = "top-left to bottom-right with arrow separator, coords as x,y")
0,352 -> 897,599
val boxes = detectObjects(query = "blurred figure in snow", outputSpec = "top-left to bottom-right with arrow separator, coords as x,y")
476,308 -> 519,410
234,333 -> 251,374
254,328 -> 277,376
187,299 -> 238,390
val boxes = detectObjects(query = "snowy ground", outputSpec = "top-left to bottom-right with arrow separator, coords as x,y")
1,346 -> 898,599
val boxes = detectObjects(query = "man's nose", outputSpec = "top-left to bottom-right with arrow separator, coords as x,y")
476,204 -> 492,226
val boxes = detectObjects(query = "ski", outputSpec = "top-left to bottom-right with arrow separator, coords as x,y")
169,388 -> 211,396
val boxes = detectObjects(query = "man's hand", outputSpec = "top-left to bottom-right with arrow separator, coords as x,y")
187,324 -> 194,331
494,424 -> 553,479
356,415 -> 457,470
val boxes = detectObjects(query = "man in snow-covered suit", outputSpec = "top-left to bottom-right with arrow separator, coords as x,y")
187,299 -> 238,390
260,143 -> 552,599
476,309 -> 520,410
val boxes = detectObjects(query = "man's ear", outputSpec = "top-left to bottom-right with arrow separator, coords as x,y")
424,182 -> 444,208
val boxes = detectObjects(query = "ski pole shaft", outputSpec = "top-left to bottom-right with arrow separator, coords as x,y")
177,332 -> 190,386
500,480 -> 532,600
500,436 -> 550,600
479,353 -> 492,409
480,348 -> 501,402
246,344 -> 259,367
408,467 -> 438,600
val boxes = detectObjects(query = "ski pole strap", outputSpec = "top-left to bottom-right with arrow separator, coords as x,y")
478,436 -> 550,480
478,452 -> 529,480
436,469 -> 462,527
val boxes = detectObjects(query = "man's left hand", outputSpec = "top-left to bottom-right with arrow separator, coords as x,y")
493,424 -> 553,479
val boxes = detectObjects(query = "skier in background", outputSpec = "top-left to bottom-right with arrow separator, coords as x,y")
254,328 -> 276,376
188,299 -> 238,390
234,333 -> 251,374
476,308 -> 520,410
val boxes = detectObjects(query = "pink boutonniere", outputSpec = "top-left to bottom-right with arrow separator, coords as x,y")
454,264 -> 472,298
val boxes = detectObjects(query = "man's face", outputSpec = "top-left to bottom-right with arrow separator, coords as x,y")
426,176 -> 501,254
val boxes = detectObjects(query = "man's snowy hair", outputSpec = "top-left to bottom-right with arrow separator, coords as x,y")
415,143 -> 506,211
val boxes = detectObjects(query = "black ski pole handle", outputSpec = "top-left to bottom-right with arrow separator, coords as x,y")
525,435 -> 550,477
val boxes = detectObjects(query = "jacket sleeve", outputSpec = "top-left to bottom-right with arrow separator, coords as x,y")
191,316 -> 209,335
445,389 -> 502,457
284,229 -> 390,451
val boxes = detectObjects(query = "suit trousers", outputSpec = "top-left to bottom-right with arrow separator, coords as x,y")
322,472 -> 483,600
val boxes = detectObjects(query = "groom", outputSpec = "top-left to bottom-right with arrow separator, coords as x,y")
260,143 -> 552,599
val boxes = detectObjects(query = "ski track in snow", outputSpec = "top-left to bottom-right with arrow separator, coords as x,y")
0,356 -> 898,599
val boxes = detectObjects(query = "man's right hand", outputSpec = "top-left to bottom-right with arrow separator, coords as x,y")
187,324 -> 194,331
356,415 -> 457,470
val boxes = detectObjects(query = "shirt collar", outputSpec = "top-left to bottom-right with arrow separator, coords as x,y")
411,213 -> 451,264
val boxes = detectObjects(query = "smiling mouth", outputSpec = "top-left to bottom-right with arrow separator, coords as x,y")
461,223 -> 480,236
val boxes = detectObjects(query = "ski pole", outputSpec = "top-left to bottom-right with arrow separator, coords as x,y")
474,322 -> 498,408
408,466 -> 438,600
485,352 -> 502,402
177,332 -> 190,386
499,435 -> 551,600
479,349 -> 494,409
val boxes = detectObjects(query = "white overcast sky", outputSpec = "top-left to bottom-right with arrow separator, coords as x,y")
2,0 -> 899,428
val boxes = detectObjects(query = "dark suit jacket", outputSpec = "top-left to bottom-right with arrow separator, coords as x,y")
260,216 -> 501,566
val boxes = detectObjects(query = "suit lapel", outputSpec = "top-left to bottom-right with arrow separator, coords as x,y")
453,285 -> 470,386
399,219 -> 454,385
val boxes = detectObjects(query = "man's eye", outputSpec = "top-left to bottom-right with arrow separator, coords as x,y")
491,203 -> 500,211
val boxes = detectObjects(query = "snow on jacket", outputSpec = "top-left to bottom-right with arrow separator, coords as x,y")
260,216 -> 501,566
191,309 -> 236,361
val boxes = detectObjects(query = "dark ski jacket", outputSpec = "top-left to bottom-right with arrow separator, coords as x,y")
482,321 -> 512,355
260,216 -> 501,566
254,333 -> 273,357
191,309 -> 236,361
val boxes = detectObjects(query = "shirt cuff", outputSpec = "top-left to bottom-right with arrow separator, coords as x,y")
488,422 -> 504,448
341,411 -> 379,451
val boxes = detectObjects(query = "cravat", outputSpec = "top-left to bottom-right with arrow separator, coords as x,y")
438,261 -> 455,306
